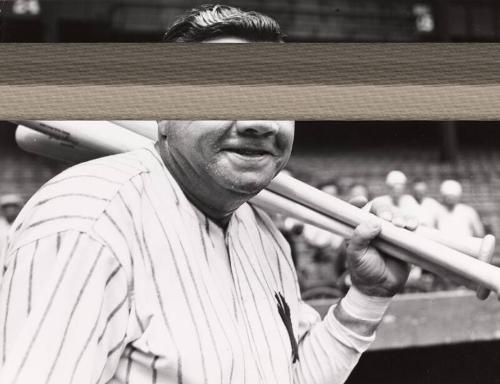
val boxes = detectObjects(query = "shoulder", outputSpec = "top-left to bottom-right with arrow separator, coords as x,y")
9,148 -> 157,250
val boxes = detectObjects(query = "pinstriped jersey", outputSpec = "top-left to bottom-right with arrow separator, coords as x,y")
0,145 -> 373,384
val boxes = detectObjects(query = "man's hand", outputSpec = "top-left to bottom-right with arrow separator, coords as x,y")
346,197 -> 417,298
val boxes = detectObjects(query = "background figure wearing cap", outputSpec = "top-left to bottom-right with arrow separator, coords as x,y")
0,194 -> 23,273
411,179 -> 443,228
437,180 -> 485,238
374,170 -> 420,218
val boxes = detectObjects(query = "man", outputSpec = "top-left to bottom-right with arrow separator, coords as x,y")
0,6 -> 413,384
0,194 -> 23,274
411,179 -> 442,228
437,179 -> 484,238
374,170 -> 420,220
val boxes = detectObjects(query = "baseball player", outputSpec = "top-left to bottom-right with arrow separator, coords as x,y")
0,6 -> 414,384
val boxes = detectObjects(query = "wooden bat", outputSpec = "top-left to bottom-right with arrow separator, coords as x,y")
111,121 -> 158,140
15,125 -> 103,163
15,121 -> 153,154
13,121 -> 500,299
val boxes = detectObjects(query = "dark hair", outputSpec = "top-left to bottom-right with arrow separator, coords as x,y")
163,4 -> 284,42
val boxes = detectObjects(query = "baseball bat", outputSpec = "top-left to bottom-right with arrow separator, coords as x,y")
15,125 -> 104,163
111,121 -> 158,140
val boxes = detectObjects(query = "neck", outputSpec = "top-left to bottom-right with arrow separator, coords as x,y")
155,143 -> 247,225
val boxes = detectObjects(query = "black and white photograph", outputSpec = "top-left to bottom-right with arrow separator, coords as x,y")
1,2 -> 500,384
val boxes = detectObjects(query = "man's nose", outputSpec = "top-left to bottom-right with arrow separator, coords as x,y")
234,121 -> 279,137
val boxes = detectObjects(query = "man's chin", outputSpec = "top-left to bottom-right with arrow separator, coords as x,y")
224,175 -> 274,196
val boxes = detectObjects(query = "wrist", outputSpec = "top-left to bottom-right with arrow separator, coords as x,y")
333,286 -> 392,337
342,286 -> 392,322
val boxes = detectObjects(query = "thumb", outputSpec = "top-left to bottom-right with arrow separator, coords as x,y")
348,220 -> 382,255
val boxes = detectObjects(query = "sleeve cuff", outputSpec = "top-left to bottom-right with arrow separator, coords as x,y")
340,286 -> 392,322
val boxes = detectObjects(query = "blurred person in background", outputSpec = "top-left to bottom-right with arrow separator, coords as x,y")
411,179 -> 443,228
437,180 -> 485,238
0,194 -> 23,273
374,172 -> 424,289
374,170 -> 420,220
347,182 -> 371,203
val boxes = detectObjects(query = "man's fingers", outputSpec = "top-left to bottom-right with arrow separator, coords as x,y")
370,197 -> 419,231
348,220 -> 382,253
370,199 -> 393,222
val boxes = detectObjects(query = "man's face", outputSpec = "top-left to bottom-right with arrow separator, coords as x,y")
442,193 -> 460,207
158,120 -> 294,196
390,183 -> 406,199
413,182 -> 427,199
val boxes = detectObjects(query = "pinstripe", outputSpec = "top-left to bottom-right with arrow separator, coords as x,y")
298,342 -> 316,383
254,210 -> 286,292
230,235 -> 281,384
204,217 -> 216,250
103,210 -> 136,273
227,237 -> 266,384
237,216 -> 279,289
197,222 -> 242,384
183,256 -> 224,384
125,347 -> 134,384
27,240 -> 38,315
313,330 -> 334,378
116,190 -> 147,273
142,187 -> 208,384
152,355 -> 160,384
34,193 -> 110,207
44,175 -> 121,188
197,250 -> 237,384
309,330 -> 329,382
234,218 -> 290,360
2,251 -> 18,364
68,266 -> 114,384
106,156 -> 144,173
140,214 -> 183,384
97,293 -> 129,344
91,162 -> 135,175
105,264 -> 122,287
56,233 -> 61,253
134,307 -> 145,333
255,214 -> 298,288
12,233 -> 82,384
44,246 -> 104,384
25,215 -> 95,230
142,147 -> 180,205
252,208 -> 285,292
197,223 -> 210,265
93,334 -> 128,384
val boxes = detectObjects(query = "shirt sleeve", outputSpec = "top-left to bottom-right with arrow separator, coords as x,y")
0,230 -> 130,384
292,300 -> 375,384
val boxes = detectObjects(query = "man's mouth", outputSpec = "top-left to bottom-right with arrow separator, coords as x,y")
226,148 -> 271,157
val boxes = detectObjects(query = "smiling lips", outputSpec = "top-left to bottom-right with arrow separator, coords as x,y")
227,147 -> 272,157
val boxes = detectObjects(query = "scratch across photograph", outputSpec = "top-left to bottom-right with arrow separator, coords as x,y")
0,120 -> 500,384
